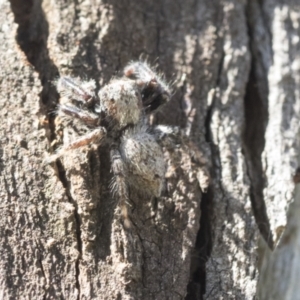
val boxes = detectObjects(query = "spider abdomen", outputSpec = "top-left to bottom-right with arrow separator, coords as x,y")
120,127 -> 166,197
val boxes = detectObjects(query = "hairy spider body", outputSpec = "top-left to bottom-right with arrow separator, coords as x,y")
120,126 -> 165,197
48,61 -> 173,227
48,61 -> 209,227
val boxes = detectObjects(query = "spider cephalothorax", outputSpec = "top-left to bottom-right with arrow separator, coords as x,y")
47,61 -> 209,227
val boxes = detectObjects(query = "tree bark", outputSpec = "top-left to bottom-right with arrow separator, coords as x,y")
1,0 -> 300,299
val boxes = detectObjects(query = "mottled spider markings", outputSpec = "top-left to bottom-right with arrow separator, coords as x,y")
46,61 -> 209,227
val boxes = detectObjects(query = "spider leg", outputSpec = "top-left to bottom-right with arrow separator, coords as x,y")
153,125 -> 210,192
110,148 -> 131,228
45,127 -> 106,163
57,76 -> 97,106
59,104 -> 100,126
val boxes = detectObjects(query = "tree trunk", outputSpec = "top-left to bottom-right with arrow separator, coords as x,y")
1,0 -> 299,299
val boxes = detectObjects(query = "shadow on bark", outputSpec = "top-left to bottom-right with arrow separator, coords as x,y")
243,1 -> 273,249
9,0 -> 59,107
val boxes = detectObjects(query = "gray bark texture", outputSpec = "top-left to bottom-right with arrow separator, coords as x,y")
1,0 -> 300,299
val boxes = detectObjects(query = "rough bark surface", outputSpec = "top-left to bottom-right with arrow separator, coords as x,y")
1,0 -> 300,299
258,180 -> 300,300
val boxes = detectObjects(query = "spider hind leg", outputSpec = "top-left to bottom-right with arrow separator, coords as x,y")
110,148 -> 131,228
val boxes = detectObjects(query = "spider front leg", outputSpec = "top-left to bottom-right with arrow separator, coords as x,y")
110,148 -> 131,228
45,127 -> 106,163
57,76 -> 98,106
59,104 -> 100,127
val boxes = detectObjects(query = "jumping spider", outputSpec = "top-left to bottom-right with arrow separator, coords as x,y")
47,61 -> 209,227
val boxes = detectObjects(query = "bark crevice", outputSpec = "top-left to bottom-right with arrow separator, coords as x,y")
243,0 -> 273,249
186,189 -> 213,300
194,47 -> 225,300
56,160 -> 82,299
9,1 -> 82,296
185,44 -> 223,298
